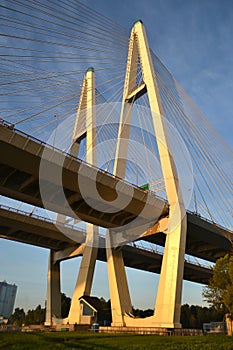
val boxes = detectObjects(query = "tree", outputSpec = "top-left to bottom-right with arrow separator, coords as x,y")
9,292 -> 70,326
132,307 -> 153,318
203,254 -> 233,313
97,297 -> 112,325
203,254 -> 233,333
24,304 -> 45,325
61,293 -> 71,318
10,307 -> 25,326
180,304 -> 224,329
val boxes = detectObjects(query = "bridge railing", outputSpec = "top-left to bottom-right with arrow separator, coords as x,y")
127,240 -> 213,270
186,209 -> 233,235
0,203 -> 86,233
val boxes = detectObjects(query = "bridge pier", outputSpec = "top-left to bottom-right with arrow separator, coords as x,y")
153,212 -> 187,328
106,230 -> 133,326
68,224 -> 98,324
45,250 -> 61,326
45,67 -> 99,326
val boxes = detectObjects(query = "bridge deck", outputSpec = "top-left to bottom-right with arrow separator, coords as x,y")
0,205 -> 212,284
0,123 -> 232,264
0,124 -> 167,228
143,212 -> 233,262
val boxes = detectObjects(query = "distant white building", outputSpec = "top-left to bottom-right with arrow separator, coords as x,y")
0,281 -> 17,319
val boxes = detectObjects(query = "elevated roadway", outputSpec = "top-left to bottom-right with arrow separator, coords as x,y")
0,204 -> 212,284
0,122 -> 232,264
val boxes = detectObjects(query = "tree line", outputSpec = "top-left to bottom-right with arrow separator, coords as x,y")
10,298 -> 225,329
132,305 -> 225,329
9,254 -> 233,329
10,293 -> 71,326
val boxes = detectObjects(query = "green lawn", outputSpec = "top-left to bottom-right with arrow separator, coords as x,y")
0,332 -> 232,350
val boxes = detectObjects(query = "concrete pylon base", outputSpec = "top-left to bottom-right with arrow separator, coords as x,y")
117,315 -> 181,329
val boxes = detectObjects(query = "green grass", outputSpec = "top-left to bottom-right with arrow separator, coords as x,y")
0,332 -> 233,350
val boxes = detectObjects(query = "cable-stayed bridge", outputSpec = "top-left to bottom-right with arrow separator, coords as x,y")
0,0 -> 232,329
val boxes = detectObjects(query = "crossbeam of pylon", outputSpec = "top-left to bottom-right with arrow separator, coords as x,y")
107,20 -> 187,328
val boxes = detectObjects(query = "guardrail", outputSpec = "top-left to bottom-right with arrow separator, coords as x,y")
128,241 -> 213,270
0,203 -> 86,233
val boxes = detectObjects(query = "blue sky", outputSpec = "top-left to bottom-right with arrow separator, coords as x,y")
84,0 -> 233,147
0,0 -> 232,312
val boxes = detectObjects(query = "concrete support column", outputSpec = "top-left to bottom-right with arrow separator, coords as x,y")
106,230 -> 133,326
68,224 -> 98,324
45,250 -> 61,326
154,210 -> 186,327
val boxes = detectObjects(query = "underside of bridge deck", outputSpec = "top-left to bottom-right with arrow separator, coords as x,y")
0,205 -> 212,285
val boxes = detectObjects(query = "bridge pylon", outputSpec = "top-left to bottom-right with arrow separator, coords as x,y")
68,67 -> 99,325
45,68 -> 99,326
106,20 -> 187,328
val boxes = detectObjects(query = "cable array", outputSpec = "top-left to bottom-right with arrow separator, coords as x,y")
0,0 -> 232,232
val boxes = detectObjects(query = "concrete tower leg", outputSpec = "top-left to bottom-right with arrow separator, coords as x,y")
45,250 -> 61,326
68,225 -> 98,324
154,212 -> 186,328
106,231 -> 133,326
